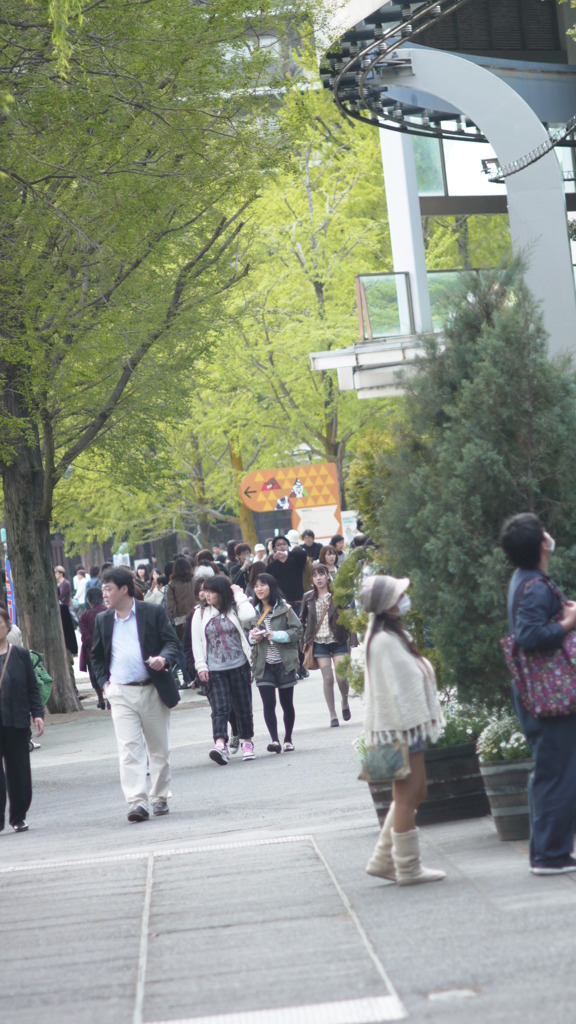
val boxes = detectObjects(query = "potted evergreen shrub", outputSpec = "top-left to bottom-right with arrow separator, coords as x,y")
476,715 -> 533,841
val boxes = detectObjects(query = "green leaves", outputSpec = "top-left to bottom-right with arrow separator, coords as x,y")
1,0 -> 312,494
348,262 -> 576,702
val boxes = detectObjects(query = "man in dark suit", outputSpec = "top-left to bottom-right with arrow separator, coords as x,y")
91,567 -> 180,823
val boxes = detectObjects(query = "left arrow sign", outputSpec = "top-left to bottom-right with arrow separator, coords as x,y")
244,486 -> 257,498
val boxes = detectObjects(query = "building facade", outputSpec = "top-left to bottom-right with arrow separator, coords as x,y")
311,0 -> 576,397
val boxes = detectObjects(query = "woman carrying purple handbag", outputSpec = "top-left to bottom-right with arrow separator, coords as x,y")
501,513 -> 576,875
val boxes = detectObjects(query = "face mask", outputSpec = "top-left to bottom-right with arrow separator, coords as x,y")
396,594 -> 411,615
543,532 -> 556,554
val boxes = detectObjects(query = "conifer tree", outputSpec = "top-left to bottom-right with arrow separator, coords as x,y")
352,261 -> 576,700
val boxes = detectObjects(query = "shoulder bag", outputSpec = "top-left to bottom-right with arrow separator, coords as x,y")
0,645 -> 13,694
302,601 -> 330,672
500,577 -> 576,718
358,739 -> 411,784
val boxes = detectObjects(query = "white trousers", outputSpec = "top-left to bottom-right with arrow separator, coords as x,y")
107,683 -> 171,810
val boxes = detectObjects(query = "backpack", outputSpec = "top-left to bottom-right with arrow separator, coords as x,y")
29,650 -> 53,706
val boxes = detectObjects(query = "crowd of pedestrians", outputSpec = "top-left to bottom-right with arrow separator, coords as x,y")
6,529 -> 356,831
5,509 -> 576,893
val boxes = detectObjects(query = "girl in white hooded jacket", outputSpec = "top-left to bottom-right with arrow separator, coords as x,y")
192,576 -> 255,765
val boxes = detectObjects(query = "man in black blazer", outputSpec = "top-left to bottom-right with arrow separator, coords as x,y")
91,567 -> 180,823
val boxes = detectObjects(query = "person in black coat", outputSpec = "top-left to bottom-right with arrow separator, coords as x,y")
91,567 -> 180,823
0,607 -> 44,833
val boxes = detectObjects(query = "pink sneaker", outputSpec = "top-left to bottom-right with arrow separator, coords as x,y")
241,741 -> 255,761
209,745 -> 229,766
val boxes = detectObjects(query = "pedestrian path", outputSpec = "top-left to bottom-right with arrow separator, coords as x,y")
2,676 -> 576,1024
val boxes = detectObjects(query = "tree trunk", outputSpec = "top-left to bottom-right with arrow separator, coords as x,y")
188,432 -> 213,547
228,439 -> 258,547
153,534 -> 177,573
456,216 -> 471,270
335,446 -> 346,510
1,445 -> 80,713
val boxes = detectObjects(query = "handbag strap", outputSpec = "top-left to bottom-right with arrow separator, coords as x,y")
512,574 -> 565,627
255,605 -> 272,628
0,645 -> 13,693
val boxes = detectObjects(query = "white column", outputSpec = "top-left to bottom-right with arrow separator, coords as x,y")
402,47 -> 576,358
379,129 -> 433,334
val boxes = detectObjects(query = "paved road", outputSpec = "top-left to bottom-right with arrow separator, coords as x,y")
1,675 -> 575,1024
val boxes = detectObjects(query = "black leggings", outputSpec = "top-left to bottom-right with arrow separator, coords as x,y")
258,686 -> 295,744
0,726 -> 32,827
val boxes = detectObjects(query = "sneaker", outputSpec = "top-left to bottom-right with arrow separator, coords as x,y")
209,745 -> 229,766
242,741 -> 256,760
283,741 -> 295,752
152,799 -> 169,816
127,804 -> 149,823
267,741 -> 282,753
12,820 -> 28,833
229,735 -> 240,753
530,856 -> 576,875
342,707 -> 351,722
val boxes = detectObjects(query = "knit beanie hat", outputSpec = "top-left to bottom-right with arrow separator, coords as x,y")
359,575 -> 410,615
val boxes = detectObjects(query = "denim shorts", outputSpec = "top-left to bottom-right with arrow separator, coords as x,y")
257,661 -> 298,689
313,641 -> 348,658
408,737 -> 427,755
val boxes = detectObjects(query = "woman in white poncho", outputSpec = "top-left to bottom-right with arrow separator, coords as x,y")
359,575 -> 446,887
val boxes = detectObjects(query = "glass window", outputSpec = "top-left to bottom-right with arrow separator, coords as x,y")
443,138 -> 507,197
555,145 -> 576,195
413,136 -> 445,196
359,274 -> 414,338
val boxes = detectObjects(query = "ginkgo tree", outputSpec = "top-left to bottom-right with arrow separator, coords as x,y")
52,86 -> 396,554
0,0 -> 317,710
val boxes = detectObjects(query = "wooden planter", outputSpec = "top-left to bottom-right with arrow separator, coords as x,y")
479,759 -> 534,841
368,742 -> 490,827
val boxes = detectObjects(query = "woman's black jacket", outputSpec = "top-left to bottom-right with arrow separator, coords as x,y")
0,646 -> 44,728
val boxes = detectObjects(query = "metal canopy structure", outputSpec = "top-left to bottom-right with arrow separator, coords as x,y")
322,0 -> 576,162
310,0 -> 576,395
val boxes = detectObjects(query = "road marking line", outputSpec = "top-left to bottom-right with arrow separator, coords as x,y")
0,833 -> 312,875
134,852 -> 154,1024
309,836 -> 404,1004
1,834 -> 408,1023
428,989 -> 478,1001
148,995 -> 406,1024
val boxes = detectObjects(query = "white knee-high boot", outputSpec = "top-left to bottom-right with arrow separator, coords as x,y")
391,828 -> 446,886
366,802 -> 396,880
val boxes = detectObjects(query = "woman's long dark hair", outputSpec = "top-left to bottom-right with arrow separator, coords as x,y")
369,611 -> 423,661
252,573 -> 284,608
202,575 -> 234,615
171,555 -> 193,582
